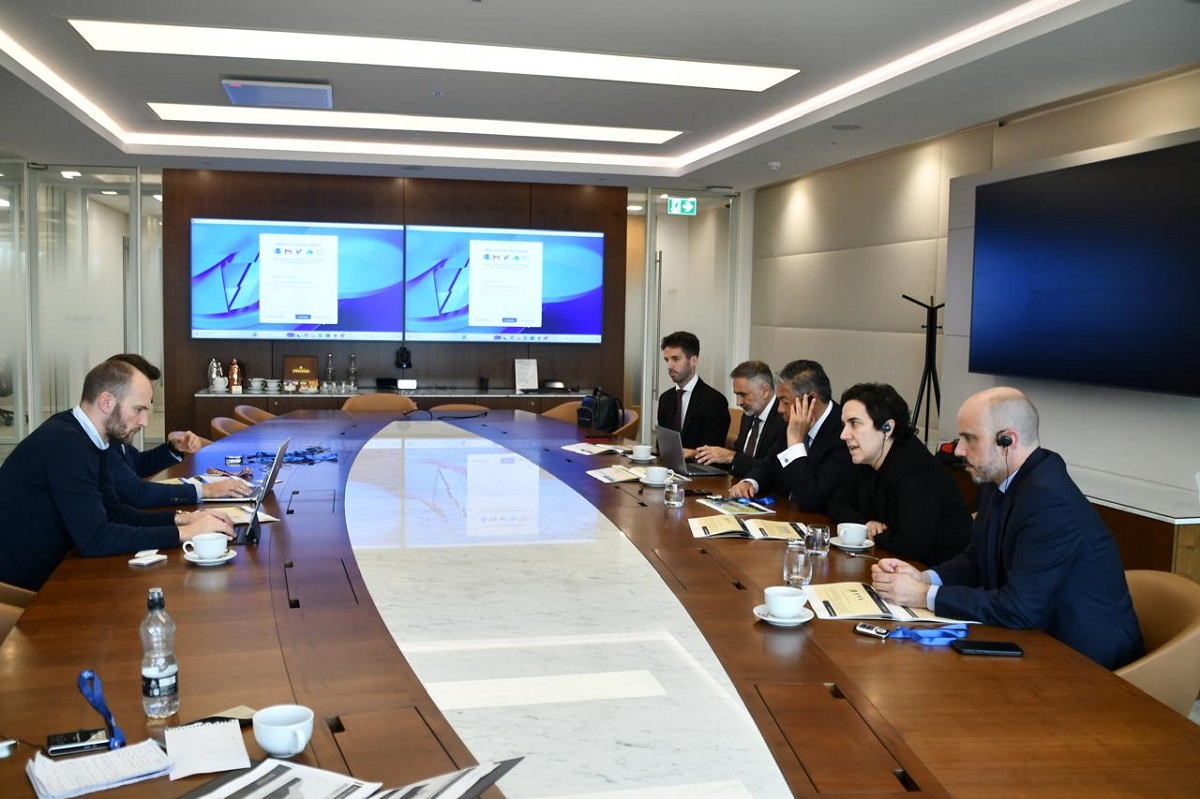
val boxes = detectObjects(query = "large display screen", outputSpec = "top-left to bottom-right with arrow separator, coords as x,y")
404,225 -> 604,343
969,139 -> 1200,398
191,218 -> 405,341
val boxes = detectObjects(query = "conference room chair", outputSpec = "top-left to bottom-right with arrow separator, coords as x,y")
429,403 -> 488,414
1115,569 -> 1200,716
612,409 -> 639,439
341,393 -> 418,413
233,404 -> 277,425
726,407 -> 743,448
1,580 -> 35,642
210,416 -> 249,440
541,400 -> 582,424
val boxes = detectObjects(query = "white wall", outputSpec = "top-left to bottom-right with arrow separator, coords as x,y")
752,67 -> 1200,491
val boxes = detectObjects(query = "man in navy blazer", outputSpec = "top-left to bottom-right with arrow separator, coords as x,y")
655,331 -> 730,454
695,360 -> 787,477
872,387 -> 1143,670
729,359 -> 854,513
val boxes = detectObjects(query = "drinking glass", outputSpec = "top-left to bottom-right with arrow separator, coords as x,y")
782,540 -> 812,587
806,524 -> 831,558
663,483 -> 685,508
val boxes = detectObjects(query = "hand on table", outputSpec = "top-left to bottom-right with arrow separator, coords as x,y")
727,480 -> 756,499
694,445 -> 734,466
871,558 -> 930,608
168,430 -> 206,454
200,478 -> 254,500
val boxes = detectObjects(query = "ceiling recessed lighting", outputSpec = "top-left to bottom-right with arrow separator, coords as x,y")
222,78 -> 333,109
149,102 -> 681,145
70,20 -> 798,92
831,123 -> 862,131
152,194 -> 163,202
0,199 -> 10,208
61,170 -> 81,179
626,204 -> 644,211
100,190 -> 117,195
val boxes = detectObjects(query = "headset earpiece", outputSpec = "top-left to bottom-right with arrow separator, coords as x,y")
882,423 -> 892,434
996,431 -> 1013,448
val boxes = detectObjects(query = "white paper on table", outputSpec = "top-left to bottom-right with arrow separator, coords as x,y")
164,719 -> 250,780
514,358 -> 538,392
25,739 -> 171,799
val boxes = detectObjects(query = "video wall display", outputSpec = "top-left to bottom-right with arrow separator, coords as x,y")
190,219 -> 605,344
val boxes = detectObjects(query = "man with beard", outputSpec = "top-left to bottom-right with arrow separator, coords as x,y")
0,359 -> 232,591
655,331 -> 730,454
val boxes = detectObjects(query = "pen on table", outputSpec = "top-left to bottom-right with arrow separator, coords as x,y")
823,600 -> 836,616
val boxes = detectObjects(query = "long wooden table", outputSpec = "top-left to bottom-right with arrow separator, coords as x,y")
1,411 -> 1198,797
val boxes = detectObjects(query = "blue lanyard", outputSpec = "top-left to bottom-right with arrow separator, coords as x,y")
77,670 -> 126,749
887,623 -> 969,646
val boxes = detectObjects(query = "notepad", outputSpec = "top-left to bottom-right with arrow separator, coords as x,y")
25,739 -> 171,799
164,718 -> 250,780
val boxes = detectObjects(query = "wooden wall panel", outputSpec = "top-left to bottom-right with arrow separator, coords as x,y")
164,170 -> 625,432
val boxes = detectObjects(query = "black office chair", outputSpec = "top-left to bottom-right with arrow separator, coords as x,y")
0,358 -> 13,426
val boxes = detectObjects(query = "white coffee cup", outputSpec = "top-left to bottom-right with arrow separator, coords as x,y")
265,379 -> 282,391
644,466 -> 672,484
210,376 -> 228,392
764,586 -> 806,619
253,704 -> 314,758
838,522 -> 869,546
183,532 -> 229,560
250,377 -> 266,390
632,444 -> 652,461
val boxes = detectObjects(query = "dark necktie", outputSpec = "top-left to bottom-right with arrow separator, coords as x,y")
675,387 -> 684,430
744,416 -> 761,456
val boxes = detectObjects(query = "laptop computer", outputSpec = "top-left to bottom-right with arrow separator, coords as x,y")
230,437 -> 289,545
655,427 -> 729,478
202,438 -> 289,504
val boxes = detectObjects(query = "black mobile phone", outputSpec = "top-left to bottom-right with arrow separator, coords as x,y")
951,639 -> 1024,657
46,728 -> 110,757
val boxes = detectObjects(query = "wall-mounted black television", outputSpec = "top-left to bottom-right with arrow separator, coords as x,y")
969,138 -> 1200,398
190,218 -> 406,341
190,219 -> 605,344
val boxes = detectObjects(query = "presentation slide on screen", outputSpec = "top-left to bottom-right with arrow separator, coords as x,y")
468,240 -> 543,327
258,233 -> 339,325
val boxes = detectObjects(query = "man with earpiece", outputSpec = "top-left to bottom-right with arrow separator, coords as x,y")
871,387 -> 1143,670
828,383 -> 971,564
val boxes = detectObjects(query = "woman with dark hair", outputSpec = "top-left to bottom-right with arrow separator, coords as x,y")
828,383 -> 970,564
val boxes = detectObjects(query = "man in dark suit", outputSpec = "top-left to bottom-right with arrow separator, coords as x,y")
655,331 -> 730,454
728,359 -> 854,513
695,360 -> 786,477
872,387 -> 1143,670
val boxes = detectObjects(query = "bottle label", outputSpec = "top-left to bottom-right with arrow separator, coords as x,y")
142,671 -> 178,698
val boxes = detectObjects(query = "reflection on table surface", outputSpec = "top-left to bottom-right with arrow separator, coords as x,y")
347,421 -> 792,798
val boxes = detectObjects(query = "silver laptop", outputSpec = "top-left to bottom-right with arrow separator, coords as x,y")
202,437 -> 289,503
231,437 -> 290,545
655,427 -> 728,477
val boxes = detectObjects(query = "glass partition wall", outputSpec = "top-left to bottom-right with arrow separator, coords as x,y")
631,189 -> 744,445
0,165 -> 163,462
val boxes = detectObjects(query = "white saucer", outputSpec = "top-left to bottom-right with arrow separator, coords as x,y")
753,604 -> 815,627
628,457 -> 655,464
184,549 -> 236,566
639,476 -> 668,487
831,536 -> 874,551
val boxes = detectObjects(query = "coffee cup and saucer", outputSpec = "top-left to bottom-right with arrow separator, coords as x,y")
183,533 -> 236,566
253,705 -> 313,758
754,586 -> 815,627
639,466 -> 674,487
833,523 -> 874,551
628,444 -> 655,464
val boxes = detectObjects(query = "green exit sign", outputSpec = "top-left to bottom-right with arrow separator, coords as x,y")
666,196 -> 697,216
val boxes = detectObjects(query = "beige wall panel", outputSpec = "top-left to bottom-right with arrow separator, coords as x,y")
995,68 -> 1200,167
937,127 -> 996,236
752,240 -> 939,332
943,230 -> 975,337
754,142 -> 946,258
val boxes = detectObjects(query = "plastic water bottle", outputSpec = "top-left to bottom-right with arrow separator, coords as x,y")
140,587 -> 179,718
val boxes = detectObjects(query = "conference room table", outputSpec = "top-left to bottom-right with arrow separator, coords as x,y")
1,410 -> 1198,797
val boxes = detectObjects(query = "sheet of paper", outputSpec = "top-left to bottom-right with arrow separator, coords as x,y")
25,739 -> 171,799
695,497 -> 775,516
165,719 -> 250,780
220,505 -> 280,526
561,442 -> 622,455
191,758 -> 380,799
805,582 -> 979,623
